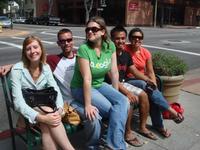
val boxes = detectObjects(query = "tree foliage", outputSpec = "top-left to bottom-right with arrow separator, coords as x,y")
0,0 -> 7,15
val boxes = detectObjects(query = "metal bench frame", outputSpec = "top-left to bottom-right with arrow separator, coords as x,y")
1,74 -> 79,150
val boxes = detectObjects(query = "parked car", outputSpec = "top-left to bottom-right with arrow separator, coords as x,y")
13,17 -> 26,23
0,16 -> 11,28
36,15 -> 60,25
25,17 -> 37,24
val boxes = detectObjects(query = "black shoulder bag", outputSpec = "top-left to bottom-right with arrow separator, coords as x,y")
145,82 -> 156,96
22,87 -> 57,113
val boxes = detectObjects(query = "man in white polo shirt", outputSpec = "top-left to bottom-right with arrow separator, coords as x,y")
47,28 -> 101,150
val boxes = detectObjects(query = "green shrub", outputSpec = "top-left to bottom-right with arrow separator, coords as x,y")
152,52 -> 188,76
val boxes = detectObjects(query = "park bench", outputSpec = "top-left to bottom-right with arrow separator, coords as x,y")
0,74 -> 80,150
0,72 -> 163,150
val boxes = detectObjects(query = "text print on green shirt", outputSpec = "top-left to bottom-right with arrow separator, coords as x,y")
90,58 -> 111,69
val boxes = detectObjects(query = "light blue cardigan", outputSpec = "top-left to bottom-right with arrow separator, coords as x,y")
10,62 -> 64,124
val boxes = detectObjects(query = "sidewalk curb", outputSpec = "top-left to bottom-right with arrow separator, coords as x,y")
163,25 -> 197,29
181,68 -> 200,96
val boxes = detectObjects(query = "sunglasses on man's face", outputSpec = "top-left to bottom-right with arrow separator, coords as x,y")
131,35 -> 143,40
59,38 -> 73,44
85,27 -> 102,33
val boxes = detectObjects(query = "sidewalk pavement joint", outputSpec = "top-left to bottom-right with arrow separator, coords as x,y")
181,68 -> 200,96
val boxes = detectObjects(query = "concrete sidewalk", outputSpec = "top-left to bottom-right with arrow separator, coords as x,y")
0,68 -> 200,150
182,68 -> 200,96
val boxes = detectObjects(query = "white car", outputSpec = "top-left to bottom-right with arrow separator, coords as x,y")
13,17 -> 26,23
0,16 -> 12,28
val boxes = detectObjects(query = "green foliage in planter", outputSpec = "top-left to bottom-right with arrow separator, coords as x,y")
152,52 -> 188,76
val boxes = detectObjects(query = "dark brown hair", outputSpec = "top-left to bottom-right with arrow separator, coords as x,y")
57,28 -> 72,40
128,28 -> 144,42
110,25 -> 127,40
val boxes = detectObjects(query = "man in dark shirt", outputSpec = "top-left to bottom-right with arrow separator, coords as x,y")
109,26 -> 157,146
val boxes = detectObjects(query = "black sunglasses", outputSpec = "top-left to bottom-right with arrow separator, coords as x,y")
85,27 -> 102,33
59,38 -> 73,44
131,35 -> 143,40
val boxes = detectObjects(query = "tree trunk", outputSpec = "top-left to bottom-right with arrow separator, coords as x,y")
84,0 -> 94,23
48,0 -> 53,15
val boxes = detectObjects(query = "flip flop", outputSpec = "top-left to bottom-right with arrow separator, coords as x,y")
125,136 -> 144,147
138,131 -> 158,140
155,128 -> 171,138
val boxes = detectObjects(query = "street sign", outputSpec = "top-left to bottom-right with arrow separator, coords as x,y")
100,0 -> 107,7
3,9 -> 6,14
128,2 -> 139,11
97,8 -> 104,11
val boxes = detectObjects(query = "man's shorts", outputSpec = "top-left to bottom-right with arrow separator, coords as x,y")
122,82 -> 143,108
122,82 -> 143,96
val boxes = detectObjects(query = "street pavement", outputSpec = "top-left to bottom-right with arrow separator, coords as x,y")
0,28 -> 200,150
0,28 -> 29,37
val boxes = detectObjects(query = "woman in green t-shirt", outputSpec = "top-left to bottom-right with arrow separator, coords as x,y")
71,16 -> 129,149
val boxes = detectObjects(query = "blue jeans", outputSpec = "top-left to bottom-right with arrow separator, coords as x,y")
71,82 -> 129,150
70,101 -> 101,150
127,79 -> 170,129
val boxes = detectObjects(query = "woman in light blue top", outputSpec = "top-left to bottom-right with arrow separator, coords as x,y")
10,36 -> 74,150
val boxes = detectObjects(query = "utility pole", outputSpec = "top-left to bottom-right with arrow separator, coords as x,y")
8,0 -> 13,29
153,0 -> 158,27
21,0 -> 24,17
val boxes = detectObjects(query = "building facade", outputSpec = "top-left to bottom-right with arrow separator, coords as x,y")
24,0 -> 58,18
29,0 -> 200,26
124,0 -> 200,26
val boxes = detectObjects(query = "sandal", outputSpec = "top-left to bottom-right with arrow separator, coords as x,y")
125,133 -> 143,147
138,131 -> 157,140
155,128 -> 171,138
173,113 -> 184,124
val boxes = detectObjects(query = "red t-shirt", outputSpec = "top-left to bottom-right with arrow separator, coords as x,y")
124,44 -> 151,77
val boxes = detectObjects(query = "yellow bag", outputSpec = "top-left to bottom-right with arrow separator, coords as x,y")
62,103 -> 81,126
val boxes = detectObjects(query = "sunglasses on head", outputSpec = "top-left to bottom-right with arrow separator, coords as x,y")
131,35 -> 143,40
59,38 -> 73,44
85,27 -> 102,33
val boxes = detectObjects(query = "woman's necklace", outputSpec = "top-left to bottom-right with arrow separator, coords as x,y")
28,67 -> 41,81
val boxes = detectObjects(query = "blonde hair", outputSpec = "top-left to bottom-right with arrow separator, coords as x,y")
21,36 -> 46,68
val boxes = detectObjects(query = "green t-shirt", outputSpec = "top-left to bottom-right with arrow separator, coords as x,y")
71,41 -> 116,88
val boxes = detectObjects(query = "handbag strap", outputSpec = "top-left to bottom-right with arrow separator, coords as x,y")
37,105 -> 58,114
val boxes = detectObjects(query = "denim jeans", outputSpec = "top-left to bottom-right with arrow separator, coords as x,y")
127,79 -> 170,129
71,82 -> 129,150
71,101 -> 101,150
